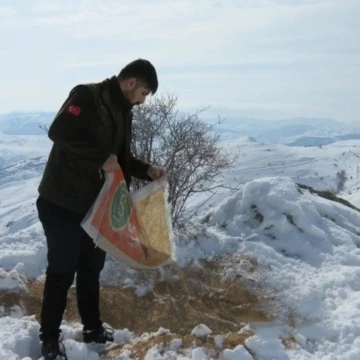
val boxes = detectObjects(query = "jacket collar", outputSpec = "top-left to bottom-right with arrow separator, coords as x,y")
107,76 -> 133,114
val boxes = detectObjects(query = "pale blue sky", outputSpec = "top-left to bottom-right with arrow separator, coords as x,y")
0,0 -> 359,122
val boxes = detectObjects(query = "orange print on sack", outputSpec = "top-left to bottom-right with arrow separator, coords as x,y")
90,170 -> 146,262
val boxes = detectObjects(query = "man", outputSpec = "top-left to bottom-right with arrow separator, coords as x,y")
36,59 -> 165,360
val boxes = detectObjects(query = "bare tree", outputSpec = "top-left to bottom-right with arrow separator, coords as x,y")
39,124 -> 49,133
336,169 -> 348,194
131,93 -> 238,227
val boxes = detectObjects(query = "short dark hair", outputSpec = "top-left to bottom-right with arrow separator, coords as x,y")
118,59 -> 158,94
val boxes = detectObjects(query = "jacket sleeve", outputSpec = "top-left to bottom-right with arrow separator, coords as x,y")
130,153 -> 152,181
126,112 -> 152,181
48,86 -> 110,170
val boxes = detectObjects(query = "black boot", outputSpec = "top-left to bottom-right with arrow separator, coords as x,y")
83,325 -> 114,344
41,338 -> 68,360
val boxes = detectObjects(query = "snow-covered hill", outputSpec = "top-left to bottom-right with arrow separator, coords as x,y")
223,138 -> 360,194
188,137 -> 360,218
0,134 -> 50,169
1,134 -> 360,359
0,112 -> 54,135
210,117 -> 360,144
199,177 -> 360,359
1,174 -> 360,359
288,134 -> 360,147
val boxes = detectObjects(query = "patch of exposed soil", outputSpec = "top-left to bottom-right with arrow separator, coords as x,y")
0,258 -> 273,359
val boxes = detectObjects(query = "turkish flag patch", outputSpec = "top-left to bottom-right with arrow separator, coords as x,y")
66,105 -> 81,116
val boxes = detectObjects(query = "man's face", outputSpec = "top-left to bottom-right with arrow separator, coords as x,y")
124,78 -> 151,105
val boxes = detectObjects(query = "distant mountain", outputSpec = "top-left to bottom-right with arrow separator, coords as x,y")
337,133 -> 360,141
287,137 -> 335,147
288,133 -> 360,147
209,117 -> 360,143
0,112 -> 54,135
1,112 -> 359,147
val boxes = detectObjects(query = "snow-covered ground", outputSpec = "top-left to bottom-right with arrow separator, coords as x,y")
189,137 -> 360,215
0,132 -> 360,359
223,137 -> 360,192
0,134 -> 49,168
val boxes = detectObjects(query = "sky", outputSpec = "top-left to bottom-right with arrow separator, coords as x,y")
0,0 -> 359,122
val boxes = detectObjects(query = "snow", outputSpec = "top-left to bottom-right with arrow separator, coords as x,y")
61,340 -> 100,360
113,329 -> 133,344
0,316 -> 40,360
213,334 -> 223,348
169,338 -> 183,351
0,112 -> 54,135
202,177 -> 360,323
246,334 -> 285,358
188,137 -> 360,216
0,129 -> 360,359
191,347 -> 207,360
210,116 -> 360,143
0,267 -> 27,291
223,345 -> 253,360
191,324 -> 212,338
0,133 -> 50,168
345,191 -> 360,207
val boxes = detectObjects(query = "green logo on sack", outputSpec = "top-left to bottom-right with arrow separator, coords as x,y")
110,183 -> 131,230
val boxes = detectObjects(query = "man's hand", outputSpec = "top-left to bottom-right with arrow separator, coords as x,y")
147,166 -> 166,180
102,154 -> 120,172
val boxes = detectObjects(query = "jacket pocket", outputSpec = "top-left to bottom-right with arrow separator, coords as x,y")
49,150 -> 90,197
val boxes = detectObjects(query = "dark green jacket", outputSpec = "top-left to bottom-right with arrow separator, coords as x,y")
38,76 -> 151,214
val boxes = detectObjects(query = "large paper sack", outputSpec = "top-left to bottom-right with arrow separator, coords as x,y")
81,170 -> 174,269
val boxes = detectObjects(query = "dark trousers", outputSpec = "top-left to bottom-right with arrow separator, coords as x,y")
36,196 -> 106,341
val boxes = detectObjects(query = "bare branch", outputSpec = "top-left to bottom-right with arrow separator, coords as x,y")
39,124 -> 49,133
131,92 -> 238,227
